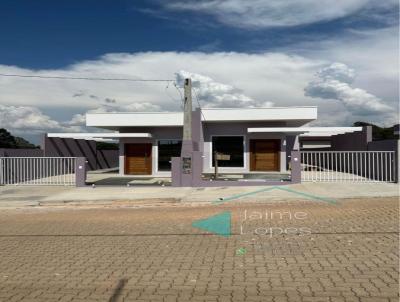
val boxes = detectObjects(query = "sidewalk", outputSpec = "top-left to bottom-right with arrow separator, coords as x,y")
0,182 -> 398,207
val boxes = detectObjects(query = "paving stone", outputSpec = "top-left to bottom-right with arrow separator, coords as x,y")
0,197 -> 398,301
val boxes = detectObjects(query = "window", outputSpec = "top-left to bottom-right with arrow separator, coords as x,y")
212,136 -> 244,167
158,140 -> 182,171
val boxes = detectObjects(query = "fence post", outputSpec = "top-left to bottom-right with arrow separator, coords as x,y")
75,157 -> 87,187
291,151 -> 301,183
396,141 -> 400,183
171,157 -> 182,187
0,158 -> 3,185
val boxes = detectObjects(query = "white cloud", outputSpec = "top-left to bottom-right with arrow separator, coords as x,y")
305,63 -> 394,122
175,70 -> 273,108
315,63 -> 355,84
0,104 -> 76,134
159,0 -> 394,28
284,26 -> 399,126
0,24 -> 397,140
0,52 -> 321,112
68,102 -> 162,126
0,100 -> 163,136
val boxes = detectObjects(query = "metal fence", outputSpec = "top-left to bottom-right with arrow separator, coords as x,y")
301,151 -> 396,182
0,157 -> 76,186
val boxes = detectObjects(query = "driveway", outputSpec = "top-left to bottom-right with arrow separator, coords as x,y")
0,195 -> 398,301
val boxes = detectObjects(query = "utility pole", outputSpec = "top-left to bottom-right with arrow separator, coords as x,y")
172,77 -> 202,186
179,78 -> 194,182
183,78 -> 192,141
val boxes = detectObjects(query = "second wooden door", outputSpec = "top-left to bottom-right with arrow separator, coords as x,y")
250,139 -> 280,171
125,143 -> 152,175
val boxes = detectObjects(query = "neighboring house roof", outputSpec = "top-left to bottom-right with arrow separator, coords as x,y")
86,106 -> 318,130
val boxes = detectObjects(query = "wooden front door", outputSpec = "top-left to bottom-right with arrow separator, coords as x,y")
250,139 -> 280,171
125,143 -> 152,175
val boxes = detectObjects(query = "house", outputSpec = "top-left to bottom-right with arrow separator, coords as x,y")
45,100 -> 368,186
80,106 -> 361,179
84,107 -> 312,176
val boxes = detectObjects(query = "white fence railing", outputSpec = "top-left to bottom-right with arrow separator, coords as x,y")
301,151 -> 396,182
0,157 -> 76,186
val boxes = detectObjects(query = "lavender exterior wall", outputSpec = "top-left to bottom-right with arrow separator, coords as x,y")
121,108 -> 301,178
118,127 -> 182,176
43,136 -> 118,171
172,150 -> 300,187
368,139 -> 399,183
0,148 -> 43,157
171,108 -> 301,187
367,139 -> 399,151
202,121 -> 288,173
330,126 -> 372,151
285,135 -> 299,169
301,130 -> 399,182
96,150 -> 119,169
75,157 -> 87,187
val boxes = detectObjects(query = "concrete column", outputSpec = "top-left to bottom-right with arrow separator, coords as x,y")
171,157 -> 182,187
179,143 -> 194,187
183,78 -> 192,141
75,157 -> 87,187
290,151 -> 301,183
192,108 -> 203,152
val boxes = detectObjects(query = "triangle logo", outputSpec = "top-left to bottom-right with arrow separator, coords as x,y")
192,211 -> 231,237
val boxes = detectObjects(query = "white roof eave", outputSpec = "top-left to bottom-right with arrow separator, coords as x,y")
47,133 -> 152,139
248,127 -> 363,136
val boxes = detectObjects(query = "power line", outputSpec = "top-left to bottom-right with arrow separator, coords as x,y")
193,88 -> 209,131
0,73 -> 174,82
165,82 -> 184,110
173,82 -> 185,109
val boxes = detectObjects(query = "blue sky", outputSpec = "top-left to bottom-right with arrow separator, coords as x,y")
1,0 -> 397,68
0,0 -> 398,143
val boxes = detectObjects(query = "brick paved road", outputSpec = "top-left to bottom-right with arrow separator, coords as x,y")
0,197 -> 398,302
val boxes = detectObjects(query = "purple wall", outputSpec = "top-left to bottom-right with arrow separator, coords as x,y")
171,108 -> 301,187
330,126 -> 372,151
300,127 -> 398,153
368,139 -> 398,151
0,148 -> 43,157
42,136 -> 118,171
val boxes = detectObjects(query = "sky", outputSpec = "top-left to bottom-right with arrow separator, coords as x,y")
0,0 -> 398,144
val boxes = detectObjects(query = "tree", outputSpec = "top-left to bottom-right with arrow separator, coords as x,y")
0,128 -> 17,148
0,128 -> 38,148
353,122 -> 399,140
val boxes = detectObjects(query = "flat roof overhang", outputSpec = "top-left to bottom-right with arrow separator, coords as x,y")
201,107 -> 317,122
86,107 -> 318,129
248,127 -> 363,137
86,112 -> 183,129
47,133 -> 152,141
